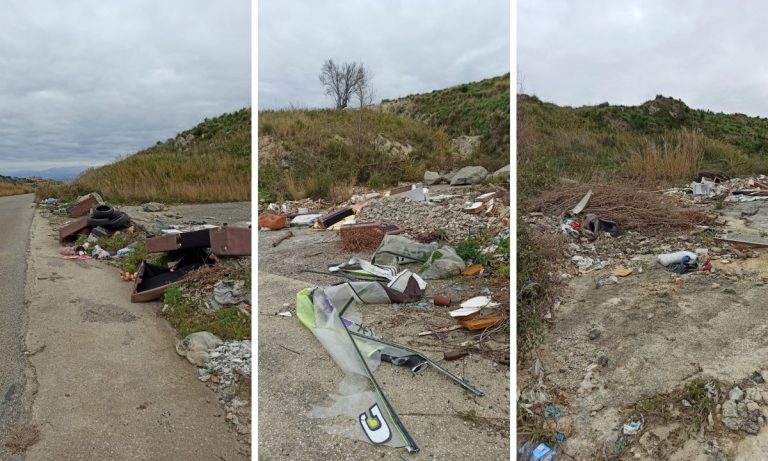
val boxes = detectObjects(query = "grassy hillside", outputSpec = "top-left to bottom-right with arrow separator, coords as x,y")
0,175 -> 35,197
258,109 -> 452,202
380,73 -> 510,170
518,94 -> 768,198
40,108 -> 251,203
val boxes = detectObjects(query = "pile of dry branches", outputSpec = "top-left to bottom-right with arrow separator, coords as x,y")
526,183 -> 706,231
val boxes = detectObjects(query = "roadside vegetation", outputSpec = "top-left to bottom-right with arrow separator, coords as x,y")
381,73 -> 510,171
38,108 -> 251,204
258,109 -> 453,201
0,181 -> 35,197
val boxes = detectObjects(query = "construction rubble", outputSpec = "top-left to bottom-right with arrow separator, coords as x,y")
518,175 -> 768,459
258,180 -> 511,455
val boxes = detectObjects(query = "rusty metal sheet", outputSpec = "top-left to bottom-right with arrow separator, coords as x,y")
210,227 -> 251,256
68,195 -> 99,218
58,217 -> 89,243
145,234 -> 179,254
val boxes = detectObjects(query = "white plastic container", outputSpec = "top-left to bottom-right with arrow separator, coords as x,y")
658,251 -> 698,266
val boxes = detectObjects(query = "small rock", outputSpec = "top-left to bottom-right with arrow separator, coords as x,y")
730,386 -> 744,402
141,202 -> 165,212
711,283 -> 720,289
682,399 -> 692,407
588,329 -> 601,340
598,356 -> 609,367
752,371 -> 765,384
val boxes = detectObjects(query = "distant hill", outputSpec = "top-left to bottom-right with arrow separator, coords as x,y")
40,108 -> 251,203
518,94 -> 768,197
4,166 -> 88,182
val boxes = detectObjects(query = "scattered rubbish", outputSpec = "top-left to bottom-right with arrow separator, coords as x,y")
211,280 -> 249,310
443,350 -> 468,361
276,311 -> 292,317
175,331 -> 223,367
259,213 -> 288,230
595,276 -> 618,289
571,189 -> 593,214
714,235 -> 768,248
141,202 -> 165,212
461,264 -> 484,277
581,213 -> 618,237
387,183 -> 428,202
146,227 -> 251,256
433,295 -> 451,306
272,230 -> 294,247
460,296 -> 493,309
296,286 -> 483,453
458,315 -> 504,331
480,287 -> 493,296
58,216 -> 89,243
340,223 -> 403,252
448,306 -> 483,317
317,207 -> 354,229
87,204 -> 131,231
544,405 -> 564,419
68,193 -> 102,218
91,245 -> 111,260
131,252 -> 208,302
622,416 -> 644,435
290,213 -> 323,227
611,268 -> 633,277
518,441 -> 558,461
658,251 -> 698,266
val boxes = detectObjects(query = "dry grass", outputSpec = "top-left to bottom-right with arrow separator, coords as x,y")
0,182 -> 34,197
39,108 -> 250,204
5,425 -> 40,453
527,182 -> 699,232
627,129 -> 704,182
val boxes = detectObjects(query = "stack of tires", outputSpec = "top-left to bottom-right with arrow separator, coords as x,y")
87,205 -> 131,231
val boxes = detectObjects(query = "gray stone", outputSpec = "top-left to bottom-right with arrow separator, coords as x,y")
423,171 -> 441,186
450,166 -> 488,186
730,386 -> 744,402
450,135 -> 482,160
142,202 -> 165,212
492,164 -> 510,179
722,400 -> 738,418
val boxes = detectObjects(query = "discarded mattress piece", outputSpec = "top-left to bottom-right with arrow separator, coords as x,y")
295,286 -> 483,453
131,251 -> 207,302
68,193 -> 102,218
145,227 -> 251,256
58,217 -> 90,243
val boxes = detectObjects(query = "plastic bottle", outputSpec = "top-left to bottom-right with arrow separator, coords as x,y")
518,441 -> 558,461
658,251 -> 697,266
595,275 -> 618,289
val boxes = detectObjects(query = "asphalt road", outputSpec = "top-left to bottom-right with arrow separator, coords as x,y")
0,194 -> 35,459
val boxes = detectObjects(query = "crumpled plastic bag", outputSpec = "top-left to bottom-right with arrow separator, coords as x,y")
210,280 -> 249,310
175,331 -> 223,367
91,245 -> 111,260
419,246 -> 466,279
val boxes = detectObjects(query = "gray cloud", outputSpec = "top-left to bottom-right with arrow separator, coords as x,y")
258,0 -> 510,110
0,0 -> 250,171
518,0 -> 768,117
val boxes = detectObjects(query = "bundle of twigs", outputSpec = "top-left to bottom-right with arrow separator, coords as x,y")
527,184 -> 704,231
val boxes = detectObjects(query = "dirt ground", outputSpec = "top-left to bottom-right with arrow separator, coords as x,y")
257,227 -> 511,460
521,199 -> 768,460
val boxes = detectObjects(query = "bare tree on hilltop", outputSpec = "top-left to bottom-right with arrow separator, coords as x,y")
319,59 -> 373,109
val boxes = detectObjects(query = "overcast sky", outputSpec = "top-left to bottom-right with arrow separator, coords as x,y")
0,0 -> 250,172
258,0 -> 510,110
518,0 -> 768,117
